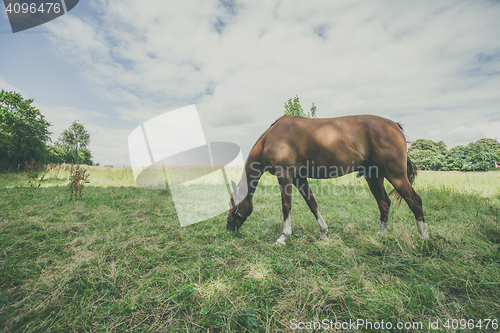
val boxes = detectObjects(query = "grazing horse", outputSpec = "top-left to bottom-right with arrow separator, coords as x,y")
226,115 -> 428,246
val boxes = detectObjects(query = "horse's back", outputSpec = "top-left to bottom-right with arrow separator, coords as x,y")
262,114 -> 405,154
258,115 -> 407,176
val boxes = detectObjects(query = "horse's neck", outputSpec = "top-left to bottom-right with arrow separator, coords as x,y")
240,153 -> 263,202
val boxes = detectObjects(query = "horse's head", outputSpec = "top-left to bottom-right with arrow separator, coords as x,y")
226,181 -> 252,231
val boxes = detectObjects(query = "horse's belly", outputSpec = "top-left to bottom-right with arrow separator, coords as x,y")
275,161 -> 366,179
305,163 -> 360,179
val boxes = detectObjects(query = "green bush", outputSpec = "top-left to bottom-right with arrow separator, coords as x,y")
67,164 -> 90,199
409,138 -> 500,171
0,90 -> 51,165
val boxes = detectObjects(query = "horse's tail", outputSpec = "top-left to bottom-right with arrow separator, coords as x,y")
389,156 -> 418,205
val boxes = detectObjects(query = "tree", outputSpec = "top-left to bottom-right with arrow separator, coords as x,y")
408,139 -> 447,155
45,145 -> 68,164
0,90 -> 51,166
411,138 -> 500,171
408,149 -> 446,171
464,141 -> 500,171
475,138 -> 500,152
284,95 -> 317,118
284,95 -> 305,117
444,145 -> 468,171
408,139 -> 448,170
310,103 -> 317,118
56,121 -> 92,165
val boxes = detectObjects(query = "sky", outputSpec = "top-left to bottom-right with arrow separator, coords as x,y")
1,0 -> 499,167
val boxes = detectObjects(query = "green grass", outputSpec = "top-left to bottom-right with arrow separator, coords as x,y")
1,167 -> 499,332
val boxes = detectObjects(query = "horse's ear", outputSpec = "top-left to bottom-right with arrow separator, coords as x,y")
231,181 -> 237,193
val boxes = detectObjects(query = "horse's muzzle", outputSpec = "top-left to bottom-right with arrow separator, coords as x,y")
226,219 -> 239,231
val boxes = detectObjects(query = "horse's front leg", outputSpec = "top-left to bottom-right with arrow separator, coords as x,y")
295,177 -> 328,241
275,177 -> 293,246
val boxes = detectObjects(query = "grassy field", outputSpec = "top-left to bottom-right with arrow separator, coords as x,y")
0,166 -> 499,332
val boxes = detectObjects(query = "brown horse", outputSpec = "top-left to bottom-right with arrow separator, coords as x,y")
226,114 -> 428,246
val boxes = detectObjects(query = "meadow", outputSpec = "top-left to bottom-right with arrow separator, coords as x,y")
0,166 -> 499,332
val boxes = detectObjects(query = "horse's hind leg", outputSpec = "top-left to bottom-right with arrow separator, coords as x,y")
365,176 -> 391,237
294,177 -> 328,241
387,175 -> 428,240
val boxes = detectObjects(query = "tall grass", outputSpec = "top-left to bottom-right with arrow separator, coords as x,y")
0,167 -> 499,332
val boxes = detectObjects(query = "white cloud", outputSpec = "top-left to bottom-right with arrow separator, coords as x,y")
447,119 -> 500,147
17,0 -> 500,163
486,121 -> 500,140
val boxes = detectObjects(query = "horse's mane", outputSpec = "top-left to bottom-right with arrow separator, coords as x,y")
236,116 -> 284,190
249,116 -> 284,151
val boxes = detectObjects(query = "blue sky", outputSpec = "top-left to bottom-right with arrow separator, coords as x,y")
1,0 -> 500,166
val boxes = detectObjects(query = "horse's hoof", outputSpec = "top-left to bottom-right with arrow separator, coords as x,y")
376,231 -> 387,238
320,236 -> 328,241
416,221 -> 428,240
273,241 -> 285,247
418,232 -> 429,240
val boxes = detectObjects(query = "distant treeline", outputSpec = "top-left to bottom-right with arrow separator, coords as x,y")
408,138 -> 500,171
1,90 -> 94,169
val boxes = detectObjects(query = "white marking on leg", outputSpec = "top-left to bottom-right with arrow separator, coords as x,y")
376,220 -> 388,237
317,211 -> 328,241
416,220 -> 428,240
276,215 -> 292,246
